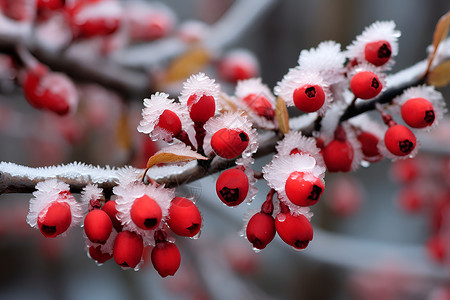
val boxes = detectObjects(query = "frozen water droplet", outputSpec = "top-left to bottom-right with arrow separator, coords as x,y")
361,160 -> 370,168
190,230 -> 201,240
252,247 -> 262,253
276,214 -> 286,222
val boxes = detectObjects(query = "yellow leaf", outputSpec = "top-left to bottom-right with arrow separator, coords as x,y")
275,96 -> 289,134
428,60 -> 450,87
426,11 -> 450,74
218,92 -> 238,113
162,47 -> 211,84
146,151 -> 207,169
116,113 -> 132,150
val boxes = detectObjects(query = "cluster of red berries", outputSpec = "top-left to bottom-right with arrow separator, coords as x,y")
0,0 -> 261,117
27,179 -> 202,277
390,156 -> 450,265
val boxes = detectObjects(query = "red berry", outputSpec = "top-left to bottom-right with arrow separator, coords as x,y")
156,109 -> 182,136
426,235 -> 446,263
130,195 -> 162,230
357,131 -> 381,161
167,197 -> 202,237
37,201 -> 72,238
397,187 -> 422,213
401,97 -> 435,128
390,158 -> 419,183
211,128 -> 249,159
350,71 -> 382,99
216,168 -> 249,206
218,58 -> 258,83
275,213 -> 313,250
246,212 -> 276,250
322,140 -> 354,172
187,94 -> 215,123
364,40 -> 392,66
151,241 -> 181,277
243,94 -> 275,120
285,171 -> 324,206
102,200 -> 123,232
384,124 -> 416,156
84,209 -> 113,244
23,71 -> 76,115
113,230 -> 144,268
293,84 -> 326,113
89,245 -> 113,264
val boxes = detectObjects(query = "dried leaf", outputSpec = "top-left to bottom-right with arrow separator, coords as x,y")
275,96 -> 289,134
146,151 -> 207,169
218,92 -> 238,113
162,47 -> 211,84
426,11 -> 450,74
428,60 -> 450,87
116,113 -> 132,150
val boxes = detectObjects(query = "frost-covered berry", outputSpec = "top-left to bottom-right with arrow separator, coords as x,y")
285,171 -> 324,207
216,168 -> 249,206
102,200 -> 123,232
167,197 -> 202,237
357,131 -> 382,161
151,241 -> 181,277
68,1 -> 122,39
130,195 -> 162,230
350,71 -> 382,100
156,109 -> 183,136
113,230 -> 143,268
217,49 -> 259,83
401,97 -> 435,128
275,212 -> 313,250
293,84 -> 326,113
364,40 -> 392,66
246,212 -> 276,250
187,94 -> 216,124
84,209 -> 113,244
37,201 -> 72,238
243,94 -> 275,120
23,68 -> 78,115
27,180 -> 84,238
211,128 -> 249,159
384,124 -> 416,156
322,140 -> 354,172
89,245 -> 113,264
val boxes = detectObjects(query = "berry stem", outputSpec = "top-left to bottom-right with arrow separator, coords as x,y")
376,104 -> 396,127
261,189 -> 276,215
194,122 -> 207,156
175,130 -> 196,151
334,125 -> 347,141
279,200 -> 290,214
154,230 -> 168,244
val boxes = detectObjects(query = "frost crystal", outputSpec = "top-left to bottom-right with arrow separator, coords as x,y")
275,131 -> 325,168
234,78 -> 277,129
114,182 -> 174,246
262,154 -> 325,218
274,67 -> 332,116
298,41 -> 346,84
346,20 -> 400,70
392,85 -> 447,130
27,179 -> 85,232
179,72 -> 221,110
138,92 -> 191,142
204,111 -> 258,158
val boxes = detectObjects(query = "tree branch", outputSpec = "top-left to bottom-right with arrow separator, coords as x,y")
0,41 -> 448,196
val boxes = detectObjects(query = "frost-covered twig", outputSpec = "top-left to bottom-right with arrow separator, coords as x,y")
0,51 -> 447,195
0,0 -> 275,98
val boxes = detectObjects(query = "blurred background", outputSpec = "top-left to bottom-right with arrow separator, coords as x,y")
1,0 -> 450,299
